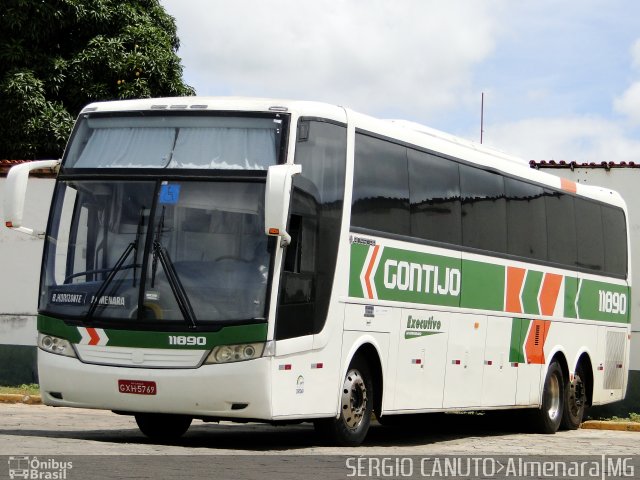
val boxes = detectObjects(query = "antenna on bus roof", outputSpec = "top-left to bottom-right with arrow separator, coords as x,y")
480,92 -> 485,144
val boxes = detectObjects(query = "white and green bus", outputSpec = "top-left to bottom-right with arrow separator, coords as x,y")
4,98 -> 631,446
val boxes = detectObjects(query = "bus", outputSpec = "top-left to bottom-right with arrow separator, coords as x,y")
4,97 -> 631,446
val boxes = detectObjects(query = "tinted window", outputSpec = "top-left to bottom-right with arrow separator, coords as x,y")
349,133 -> 626,278
575,199 -> 604,271
602,206 -> 627,275
505,178 -> 547,260
408,149 -> 461,244
352,134 -> 409,235
545,191 -> 577,266
460,165 -> 506,253
277,120 -> 347,340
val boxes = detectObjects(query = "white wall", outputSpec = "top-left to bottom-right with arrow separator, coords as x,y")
541,168 -> 640,371
0,177 -> 55,346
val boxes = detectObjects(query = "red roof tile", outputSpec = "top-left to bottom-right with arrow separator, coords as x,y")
530,160 -> 638,170
0,160 -> 58,177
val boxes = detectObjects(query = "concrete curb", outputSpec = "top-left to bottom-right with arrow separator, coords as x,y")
581,420 -> 640,432
0,393 -> 42,405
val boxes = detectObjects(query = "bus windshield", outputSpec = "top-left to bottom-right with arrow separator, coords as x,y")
40,180 -> 271,326
64,114 -> 283,170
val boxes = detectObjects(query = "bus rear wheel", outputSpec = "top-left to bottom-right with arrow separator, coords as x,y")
314,356 -> 373,446
561,364 -> 587,430
135,413 -> 192,441
532,360 -> 564,434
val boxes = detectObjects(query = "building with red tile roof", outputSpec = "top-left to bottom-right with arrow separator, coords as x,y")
1,160 -> 59,177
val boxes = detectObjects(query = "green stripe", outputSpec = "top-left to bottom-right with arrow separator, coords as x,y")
460,260 -> 504,311
564,276 -> 579,319
372,246 -> 461,307
345,239 -> 631,324
521,270 -> 543,315
38,314 -> 268,349
509,318 -> 530,363
38,315 -> 82,343
348,242 -> 368,298
576,279 -> 630,324
405,331 -> 444,340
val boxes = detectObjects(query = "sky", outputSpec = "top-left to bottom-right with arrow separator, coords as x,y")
160,0 -> 640,164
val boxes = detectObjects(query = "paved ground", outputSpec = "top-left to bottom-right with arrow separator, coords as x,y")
1,404 -> 638,479
0,403 -> 638,456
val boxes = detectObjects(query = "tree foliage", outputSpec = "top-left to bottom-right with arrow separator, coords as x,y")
0,0 -> 195,159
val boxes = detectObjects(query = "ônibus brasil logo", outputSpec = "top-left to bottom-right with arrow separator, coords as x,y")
8,456 -> 72,479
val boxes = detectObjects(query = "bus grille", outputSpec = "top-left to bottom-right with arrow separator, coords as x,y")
74,345 -> 208,368
604,331 -> 626,390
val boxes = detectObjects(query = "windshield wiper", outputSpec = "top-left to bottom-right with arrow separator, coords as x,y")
151,206 -> 198,329
150,206 -> 165,289
85,242 -> 135,321
132,207 -> 145,287
84,208 -> 145,321
152,242 -> 198,329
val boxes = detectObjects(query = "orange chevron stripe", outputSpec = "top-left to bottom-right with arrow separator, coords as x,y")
560,178 -> 577,193
505,266 -> 526,313
86,327 -> 100,346
364,245 -> 380,299
539,273 -> 563,316
525,320 -> 551,364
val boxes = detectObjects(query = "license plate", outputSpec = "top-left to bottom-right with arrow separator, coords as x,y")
118,380 -> 157,395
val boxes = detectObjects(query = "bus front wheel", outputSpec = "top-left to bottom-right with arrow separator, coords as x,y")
135,413 -> 192,441
314,356 -> 373,446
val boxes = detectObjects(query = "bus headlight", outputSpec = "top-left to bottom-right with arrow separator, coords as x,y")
38,334 -> 77,358
205,343 -> 265,364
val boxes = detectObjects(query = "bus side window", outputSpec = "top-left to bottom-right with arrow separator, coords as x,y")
277,184 -> 318,338
283,214 -> 302,273
408,148 -> 461,245
575,197 -> 604,271
275,119 -> 347,340
283,212 -> 317,276
282,214 -> 317,304
546,191 -> 577,267
352,134 -> 410,236
460,164 -> 507,254
602,205 -> 627,276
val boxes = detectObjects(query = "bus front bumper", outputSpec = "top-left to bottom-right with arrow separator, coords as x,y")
37,349 -> 273,419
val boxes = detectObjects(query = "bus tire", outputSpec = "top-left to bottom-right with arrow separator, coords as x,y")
314,356 -> 373,446
135,413 -> 192,441
561,363 -> 587,430
532,361 -> 564,434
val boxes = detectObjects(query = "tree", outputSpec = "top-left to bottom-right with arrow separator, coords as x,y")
0,0 -> 195,159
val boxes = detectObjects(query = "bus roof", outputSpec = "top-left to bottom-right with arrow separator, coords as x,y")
81,96 -> 348,123
80,96 -> 626,210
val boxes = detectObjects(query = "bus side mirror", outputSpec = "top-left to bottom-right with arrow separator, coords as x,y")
265,163 -> 302,247
4,159 -> 60,237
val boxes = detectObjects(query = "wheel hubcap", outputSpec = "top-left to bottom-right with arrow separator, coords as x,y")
547,373 -> 561,421
340,369 -> 368,430
569,375 -> 586,416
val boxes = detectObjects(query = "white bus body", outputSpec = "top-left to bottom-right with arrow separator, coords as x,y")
4,98 -> 631,445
